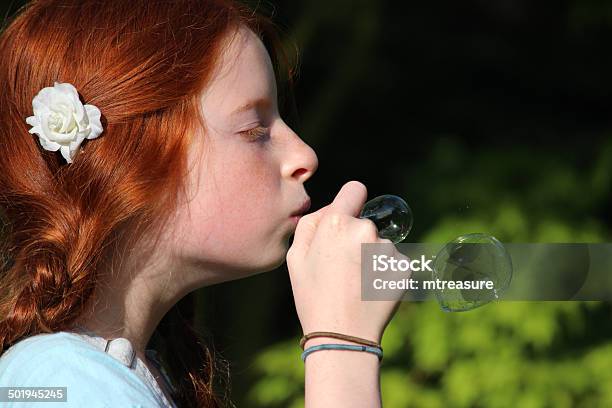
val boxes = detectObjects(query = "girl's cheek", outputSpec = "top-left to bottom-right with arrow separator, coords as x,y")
193,140 -> 278,233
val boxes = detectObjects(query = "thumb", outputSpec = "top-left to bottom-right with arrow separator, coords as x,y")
329,180 -> 368,217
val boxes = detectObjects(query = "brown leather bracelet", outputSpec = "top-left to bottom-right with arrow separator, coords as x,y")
300,331 -> 381,350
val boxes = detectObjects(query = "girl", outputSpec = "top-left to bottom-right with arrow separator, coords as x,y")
0,0 -> 402,406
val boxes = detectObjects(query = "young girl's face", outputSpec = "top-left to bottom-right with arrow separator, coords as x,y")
170,25 -> 318,286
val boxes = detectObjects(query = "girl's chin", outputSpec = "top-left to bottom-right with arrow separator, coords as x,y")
238,243 -> 289,274
261,247 -> 290,271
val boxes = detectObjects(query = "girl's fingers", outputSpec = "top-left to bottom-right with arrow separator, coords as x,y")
289,204 -> 331,257
289,180 -> 368,258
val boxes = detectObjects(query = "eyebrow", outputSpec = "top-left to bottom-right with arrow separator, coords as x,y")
230,97 -> 272,117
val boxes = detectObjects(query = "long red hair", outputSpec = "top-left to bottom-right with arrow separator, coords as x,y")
0,0 -> 297,406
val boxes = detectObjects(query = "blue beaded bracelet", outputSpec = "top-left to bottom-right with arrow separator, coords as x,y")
301,343 -> 383,362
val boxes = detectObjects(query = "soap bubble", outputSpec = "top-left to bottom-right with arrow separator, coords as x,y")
432,233 -> 512,312
359,195 -> 413,244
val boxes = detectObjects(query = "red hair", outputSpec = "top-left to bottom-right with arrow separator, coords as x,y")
0,0 -> 297,406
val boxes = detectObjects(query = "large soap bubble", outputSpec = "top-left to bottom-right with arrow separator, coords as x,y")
432,233 -> 513,311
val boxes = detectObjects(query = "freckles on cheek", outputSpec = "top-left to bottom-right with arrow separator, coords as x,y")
215,155 -> 274,230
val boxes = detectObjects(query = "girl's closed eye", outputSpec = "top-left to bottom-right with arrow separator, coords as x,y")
239,125 -> 270,142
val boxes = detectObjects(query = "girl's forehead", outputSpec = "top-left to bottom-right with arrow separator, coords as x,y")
200,26 -> 277,120
211,26 -> 272,87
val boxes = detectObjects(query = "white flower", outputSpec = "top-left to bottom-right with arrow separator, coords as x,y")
25,81 -> 103,164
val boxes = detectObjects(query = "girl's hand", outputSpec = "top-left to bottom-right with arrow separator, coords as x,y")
286,180 -> 406,344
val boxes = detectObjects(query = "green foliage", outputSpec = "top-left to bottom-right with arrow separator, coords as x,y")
243,139 -> 612,407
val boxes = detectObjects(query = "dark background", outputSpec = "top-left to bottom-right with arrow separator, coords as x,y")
3,0 -> 612,406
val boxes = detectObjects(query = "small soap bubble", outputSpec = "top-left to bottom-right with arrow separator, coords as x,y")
433,233 -> 512,312
359,195 -> 413,244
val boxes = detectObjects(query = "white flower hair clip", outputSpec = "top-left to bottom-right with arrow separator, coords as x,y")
25,81 -> 104,164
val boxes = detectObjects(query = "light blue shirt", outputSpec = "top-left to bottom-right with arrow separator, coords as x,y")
0,332 -> 168,407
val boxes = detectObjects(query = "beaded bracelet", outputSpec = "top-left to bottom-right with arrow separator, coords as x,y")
299,331 -> 381,350
301,343 -> 383,362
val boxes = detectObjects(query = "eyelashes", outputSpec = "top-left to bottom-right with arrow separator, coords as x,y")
239,125 -> 270,142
